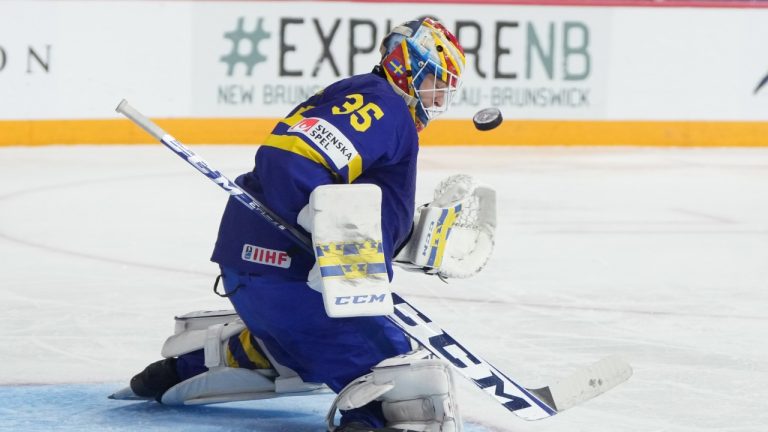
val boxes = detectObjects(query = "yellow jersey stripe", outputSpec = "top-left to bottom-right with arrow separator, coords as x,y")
348,154 -> 363,183
262,133 -> 332,171
280,105 -> 314,128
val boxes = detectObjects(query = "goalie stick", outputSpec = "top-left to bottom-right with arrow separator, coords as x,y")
115,99 -> 632,421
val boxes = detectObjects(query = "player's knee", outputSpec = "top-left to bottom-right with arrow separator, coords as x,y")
379,358 -> 460,431
330,351 -> 462,432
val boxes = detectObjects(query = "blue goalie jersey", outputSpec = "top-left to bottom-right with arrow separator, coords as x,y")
211,72 -> 419,281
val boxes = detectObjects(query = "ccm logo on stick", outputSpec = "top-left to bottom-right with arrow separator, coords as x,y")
335,294 -> 387,305
394,300 -> 538,413
430,332 -> 533,411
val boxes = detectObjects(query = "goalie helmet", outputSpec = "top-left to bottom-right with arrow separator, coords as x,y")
379,18 -> 465,132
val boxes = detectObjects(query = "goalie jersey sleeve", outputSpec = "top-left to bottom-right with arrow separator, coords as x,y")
211,73 -> 419,281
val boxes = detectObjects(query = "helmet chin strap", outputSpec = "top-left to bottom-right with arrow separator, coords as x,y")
386,81 -> 422,129
390,84 -> 419,108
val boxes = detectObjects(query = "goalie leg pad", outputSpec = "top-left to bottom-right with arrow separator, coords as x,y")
158,365 -> 329,405
298,184 -> 393,318
155,310 -> 329,405
160,367 -> 277,405
328,351 -> 462,432
161,309 -> 246,364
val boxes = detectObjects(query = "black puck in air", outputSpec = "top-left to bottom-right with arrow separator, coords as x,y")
472,107 -> 503,131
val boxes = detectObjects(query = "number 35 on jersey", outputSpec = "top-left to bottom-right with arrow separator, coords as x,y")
332,93 -> 384,132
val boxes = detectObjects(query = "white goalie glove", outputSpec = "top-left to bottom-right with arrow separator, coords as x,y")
395,175 -> 496,279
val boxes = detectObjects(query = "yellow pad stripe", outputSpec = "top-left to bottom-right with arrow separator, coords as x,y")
429,205 -> 460,268
239,330 -> 271,369
316,241 -> 387,279
226,344 -> 240,368
317,252 -> 386,266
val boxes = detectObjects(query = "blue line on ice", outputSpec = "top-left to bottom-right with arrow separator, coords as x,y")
0,383 -> 489,432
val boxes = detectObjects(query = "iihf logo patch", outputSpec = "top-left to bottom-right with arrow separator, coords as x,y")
388,59 -> 405,77
242,244 -> 291,268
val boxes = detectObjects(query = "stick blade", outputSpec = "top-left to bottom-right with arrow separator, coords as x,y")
530,356 -> 632,413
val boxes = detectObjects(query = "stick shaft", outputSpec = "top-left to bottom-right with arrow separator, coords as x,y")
115,99 -> 313,253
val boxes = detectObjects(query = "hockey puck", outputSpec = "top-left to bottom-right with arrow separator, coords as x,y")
472,107 -> 503,131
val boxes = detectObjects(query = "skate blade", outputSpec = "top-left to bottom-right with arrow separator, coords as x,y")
108,386 -> 153,401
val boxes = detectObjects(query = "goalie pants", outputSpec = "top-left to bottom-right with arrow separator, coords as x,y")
178,266 -> 412,393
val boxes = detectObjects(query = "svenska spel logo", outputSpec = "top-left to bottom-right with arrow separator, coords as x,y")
291,118 -> 320,133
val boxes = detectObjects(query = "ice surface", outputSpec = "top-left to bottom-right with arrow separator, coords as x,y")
0,384 -> 334,431
1,145 -> 767,431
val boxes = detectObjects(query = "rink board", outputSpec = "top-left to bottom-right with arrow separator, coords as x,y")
2,0 -> 768,146
0,383 -> 488,432
3,118 -> 768,147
